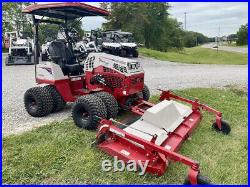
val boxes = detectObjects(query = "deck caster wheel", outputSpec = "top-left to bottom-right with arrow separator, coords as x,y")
212,120 -> 231,135
184,174 -> 211,185
91,133 -> 108,148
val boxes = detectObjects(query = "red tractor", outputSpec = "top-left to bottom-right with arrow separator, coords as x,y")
23,3 -> 230,184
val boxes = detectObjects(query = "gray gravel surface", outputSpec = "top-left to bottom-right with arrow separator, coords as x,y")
2,54 -> 248,136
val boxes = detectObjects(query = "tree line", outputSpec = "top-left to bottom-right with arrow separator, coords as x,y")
101,3 -> 211,51
2,2 -> 248,51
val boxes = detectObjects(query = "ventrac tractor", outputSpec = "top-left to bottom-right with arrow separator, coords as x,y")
4,31 -> 34,65
23,3 -> 230,185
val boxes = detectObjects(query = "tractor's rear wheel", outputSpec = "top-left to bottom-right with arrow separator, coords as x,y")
24,87 -> 53,117
44,85 -> 66,112
93,92 -> 118,119
72,95 -> 107,130
184,174 -> 211,184
139,84 -> 150,101
212,120 -> 231,135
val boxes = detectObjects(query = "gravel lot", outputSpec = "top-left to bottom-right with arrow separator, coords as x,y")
2,53 -> 248,136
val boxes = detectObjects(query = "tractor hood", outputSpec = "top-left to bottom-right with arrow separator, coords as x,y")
84,53 -> 143,76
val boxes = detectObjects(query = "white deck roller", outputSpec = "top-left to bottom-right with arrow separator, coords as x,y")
124,100 -> 192,146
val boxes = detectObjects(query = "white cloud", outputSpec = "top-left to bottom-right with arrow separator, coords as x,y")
169,2 -> 248,37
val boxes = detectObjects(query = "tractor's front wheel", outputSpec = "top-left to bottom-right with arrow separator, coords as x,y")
44,85 -> 66,113
184,174 -> 211,184
72,95 -> 107,130
138,84 -> 150,101
212,120 -> 231,135
24,87 -> 53,117
93,92 -> 118,119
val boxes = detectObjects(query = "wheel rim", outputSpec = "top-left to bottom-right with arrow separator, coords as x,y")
82,112 -> 90,122
76,107 -> 90,127
27,96 -> 38,112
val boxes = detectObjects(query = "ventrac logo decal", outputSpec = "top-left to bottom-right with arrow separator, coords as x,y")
40,67 -> 52,74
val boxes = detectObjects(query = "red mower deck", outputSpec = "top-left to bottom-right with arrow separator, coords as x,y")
96,90 -> 230,184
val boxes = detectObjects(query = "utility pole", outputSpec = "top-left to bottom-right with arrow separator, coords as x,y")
184,12 -> 187,30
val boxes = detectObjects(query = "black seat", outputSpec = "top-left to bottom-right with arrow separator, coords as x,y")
48,41 -> 83,76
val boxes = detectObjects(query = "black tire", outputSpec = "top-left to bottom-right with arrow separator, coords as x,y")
44,85 -> 66,112
103,50 -> 109,54
41,53 -> 47,61
132,50 -> 139,58
212,120 -> 231,135
24,87 -> 53,117
139,84 -> 150,101
120,49 -> 127,57
5,55 -> 12,66
184,174 -> 211,185
5,56 -> 9,66
72,95 -> 107,130
93,92 -> 118,119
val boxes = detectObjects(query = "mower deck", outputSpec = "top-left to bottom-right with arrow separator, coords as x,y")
96,90 -> 228,184
99,111 -> 201,175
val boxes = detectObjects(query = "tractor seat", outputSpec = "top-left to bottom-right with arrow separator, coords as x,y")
48,41 -> 83,76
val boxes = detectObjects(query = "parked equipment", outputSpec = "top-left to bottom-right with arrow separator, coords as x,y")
102,30 -> 138,57
5,31 -> 34,65
89,30 -> 139,57
23,3 -> 230,185
41,37 -> 54,61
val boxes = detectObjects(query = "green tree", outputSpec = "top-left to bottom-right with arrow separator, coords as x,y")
2,3 -> 32,39
183,31 -> 209,48
236,24 -> 248,46
2,3 -> 84,45
101,3 -> 183,51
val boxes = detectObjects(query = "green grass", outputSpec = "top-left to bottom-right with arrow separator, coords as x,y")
2,48 -> 8,53
139,47 -> 248,65
2,88 -> 248,184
